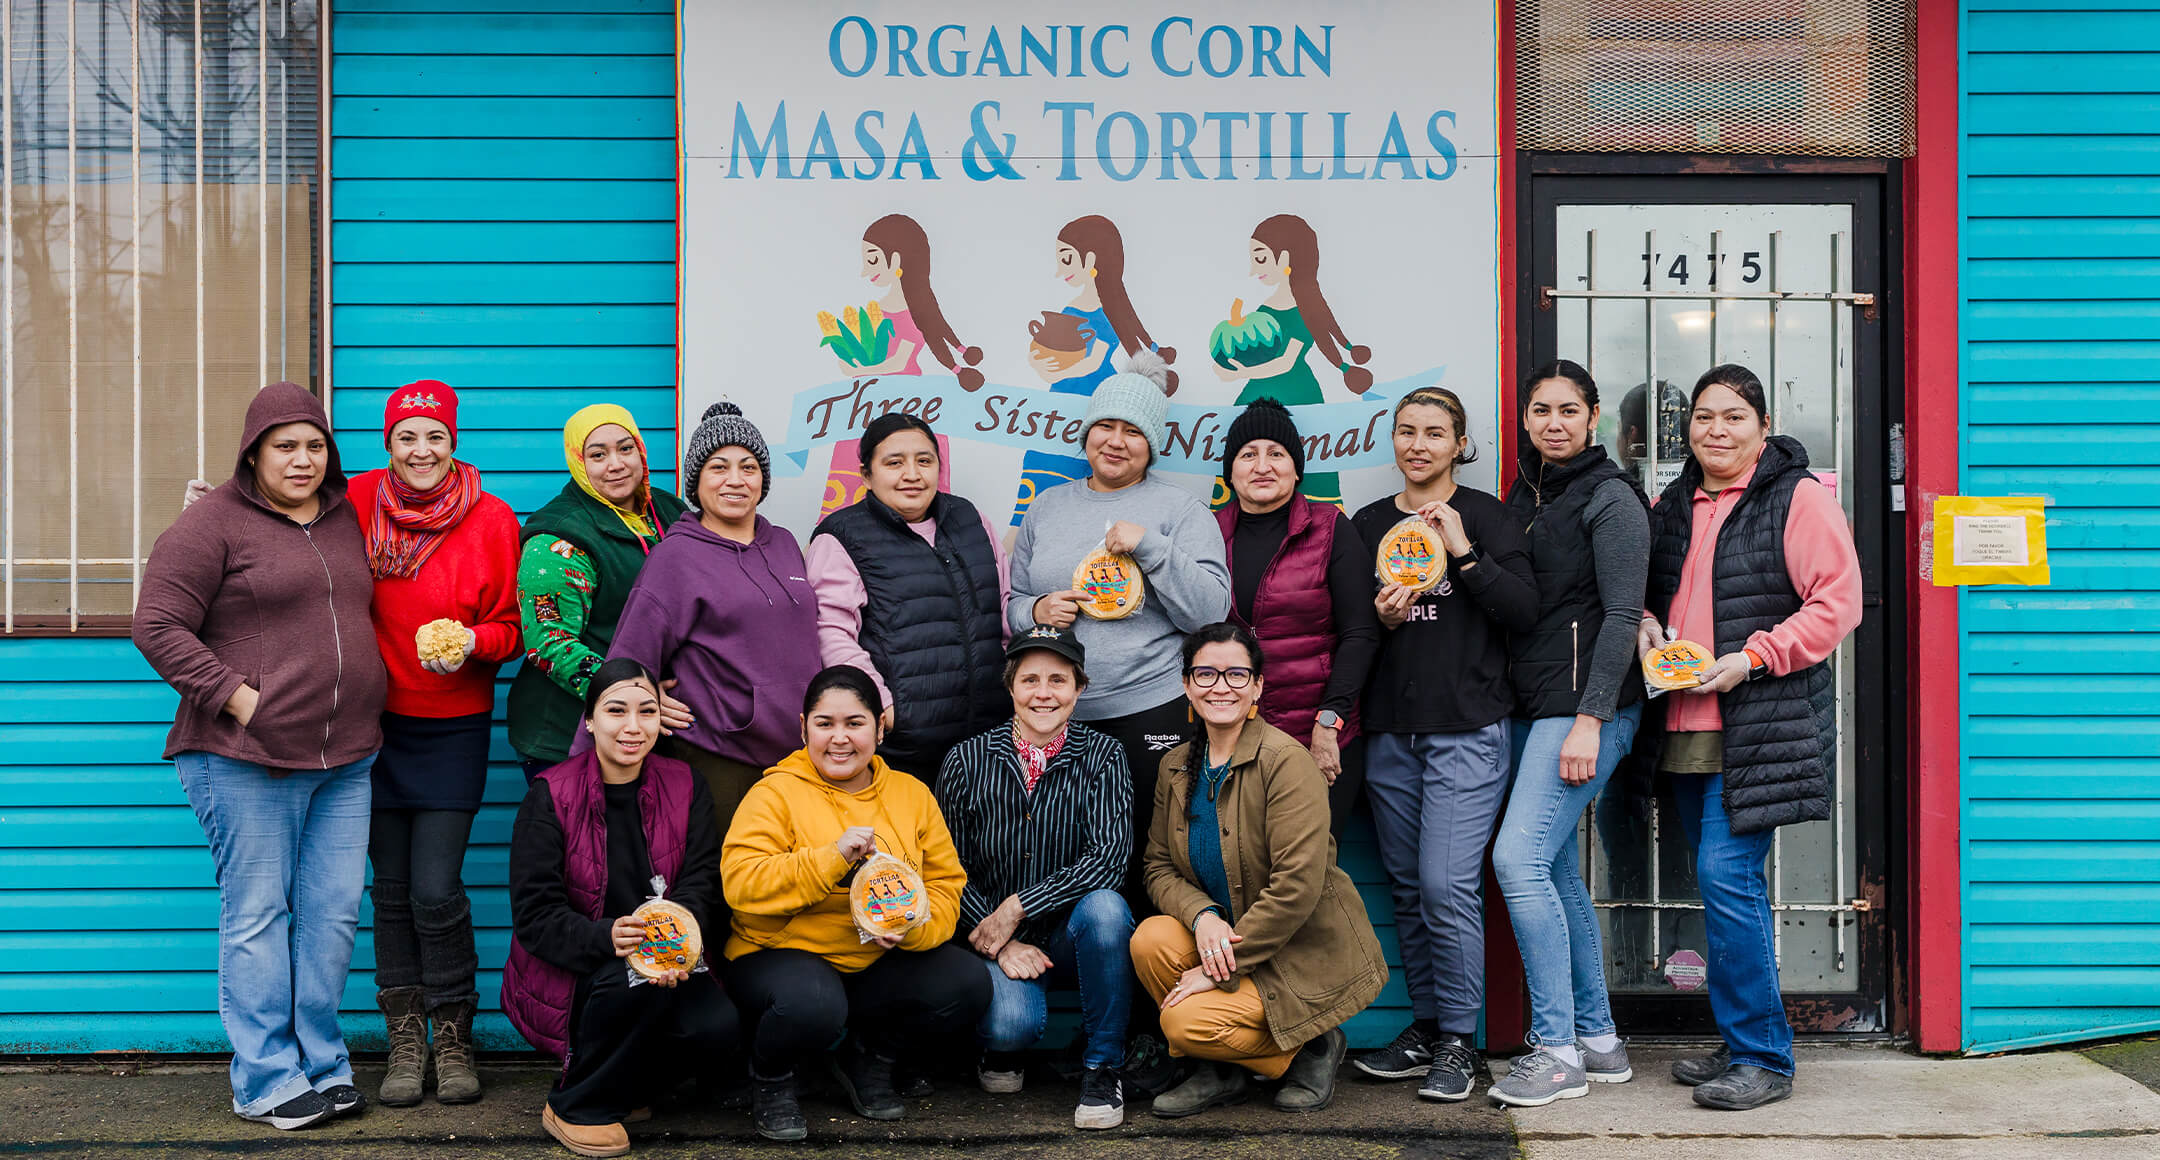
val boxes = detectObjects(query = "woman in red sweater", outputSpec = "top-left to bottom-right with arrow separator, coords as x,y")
351,381 -> 522,1109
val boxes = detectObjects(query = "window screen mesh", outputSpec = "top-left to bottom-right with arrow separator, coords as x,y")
1515,0 -> 1916,158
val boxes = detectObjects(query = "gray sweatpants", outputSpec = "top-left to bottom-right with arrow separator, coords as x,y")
1364,723 -> 1512,1036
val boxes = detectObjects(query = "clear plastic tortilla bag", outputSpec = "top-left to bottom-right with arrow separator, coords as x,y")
850,851 -> 930,944
624,874 -> 709,987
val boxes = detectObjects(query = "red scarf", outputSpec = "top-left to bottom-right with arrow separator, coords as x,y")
1014,727 -> 1068,795
367,463 -> 483,580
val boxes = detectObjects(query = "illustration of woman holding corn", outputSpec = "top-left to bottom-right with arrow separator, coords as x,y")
1013,215 -> 1178,526
816,214 -> 984,517
1211,214 -> 1374,507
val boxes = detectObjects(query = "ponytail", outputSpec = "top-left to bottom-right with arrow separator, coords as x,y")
864,214 -> 985,391
1254,214 -> 1372,394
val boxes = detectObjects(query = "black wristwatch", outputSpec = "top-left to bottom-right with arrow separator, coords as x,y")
1746,655 -> 1770,682
1449,545 -> 1479,570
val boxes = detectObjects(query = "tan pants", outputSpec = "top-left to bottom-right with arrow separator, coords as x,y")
1131,915 -> 1297,1078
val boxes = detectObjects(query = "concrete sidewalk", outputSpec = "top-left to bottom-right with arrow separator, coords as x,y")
6,1042 -> 2158,1159
1514,1042 -> 2160,1160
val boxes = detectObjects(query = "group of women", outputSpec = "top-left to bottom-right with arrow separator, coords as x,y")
134,349 -> 1860,1152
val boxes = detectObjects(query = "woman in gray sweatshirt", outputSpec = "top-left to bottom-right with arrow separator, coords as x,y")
1006,351 -> 1230,896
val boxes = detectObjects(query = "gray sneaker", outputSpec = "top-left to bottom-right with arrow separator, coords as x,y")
1488,1048 -> 1589,1107
1582,1039 -> 1633,1083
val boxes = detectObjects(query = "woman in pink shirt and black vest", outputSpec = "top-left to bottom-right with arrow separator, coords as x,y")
1637,364 -> 1862,1113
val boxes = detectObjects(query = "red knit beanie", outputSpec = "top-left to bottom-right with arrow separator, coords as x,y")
385,380 -> 459,448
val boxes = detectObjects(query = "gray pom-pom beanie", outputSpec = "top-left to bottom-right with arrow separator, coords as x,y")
681,401 -> 772,506
1083,349 -> 1173,461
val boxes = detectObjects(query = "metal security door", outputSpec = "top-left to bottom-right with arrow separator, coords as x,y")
1527,170 -> 1895,1035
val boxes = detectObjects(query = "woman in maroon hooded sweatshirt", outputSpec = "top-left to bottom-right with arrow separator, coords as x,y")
134,383 -> 389,1132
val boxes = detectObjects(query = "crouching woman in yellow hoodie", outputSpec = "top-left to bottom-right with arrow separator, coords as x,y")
720,665 -> 990,1142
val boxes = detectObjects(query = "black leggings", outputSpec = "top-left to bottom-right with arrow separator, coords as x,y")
368,808 -> 478,1008
552,960 -> 741,1125
720,944 -> 990,1079
1080,695 -> 1192,906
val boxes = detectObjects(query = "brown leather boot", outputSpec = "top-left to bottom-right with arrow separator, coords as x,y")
431,1000 -> 482,1104
542,1104 -> 629,1157
376,987 -> 428,1108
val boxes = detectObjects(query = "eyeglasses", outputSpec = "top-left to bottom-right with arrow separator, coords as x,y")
1185,666 -> 1254,689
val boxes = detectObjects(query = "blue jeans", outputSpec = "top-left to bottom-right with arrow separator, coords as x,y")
1365,725 -> 1510,1035
1673,772 -> 1793,1075
176,751 -> 375,1115
1493,706 -> 1642,1050
976,889 -> 1134,1070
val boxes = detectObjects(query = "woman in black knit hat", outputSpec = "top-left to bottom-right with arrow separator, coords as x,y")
1212,398 -> 1380,834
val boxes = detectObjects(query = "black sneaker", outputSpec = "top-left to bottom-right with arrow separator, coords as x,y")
1074,1065 -> 1125,1130
752,1073 -> 808,1142
978,1050 -> 1026,1094
1671,1047 -> 1731,1086
1353,1021 -> 1436,1080
1119,1033 -> 1183,1097
322,1084 -> 366,1118
1692,1063 -> 1793,1111
830,1040 -> 905,1121
1416,1035 -> 1481,1102
238,1090 -> 334,1131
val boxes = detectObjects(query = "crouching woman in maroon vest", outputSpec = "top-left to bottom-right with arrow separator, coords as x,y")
505,659 -> 738,1158
1215,398 -> 1380,835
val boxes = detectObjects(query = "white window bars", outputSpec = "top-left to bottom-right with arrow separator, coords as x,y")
2,0 -> 319,632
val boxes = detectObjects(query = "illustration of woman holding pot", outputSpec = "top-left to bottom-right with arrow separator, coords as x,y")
817,214 -> 981,517
1014,215 -> 1178,525
1211,214 -> 1374,507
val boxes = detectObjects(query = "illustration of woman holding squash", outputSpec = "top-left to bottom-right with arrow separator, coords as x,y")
818,214 -> 983,517
1212,214 -> 1374,507
1013,215 -> 1178,526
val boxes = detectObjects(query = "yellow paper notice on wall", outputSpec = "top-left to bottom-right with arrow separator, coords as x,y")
1933,496 -> 2049,586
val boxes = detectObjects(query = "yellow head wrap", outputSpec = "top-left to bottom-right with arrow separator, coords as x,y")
562,403 -> 657,540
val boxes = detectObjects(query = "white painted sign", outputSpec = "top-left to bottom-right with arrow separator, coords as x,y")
680,1 -> 1501,534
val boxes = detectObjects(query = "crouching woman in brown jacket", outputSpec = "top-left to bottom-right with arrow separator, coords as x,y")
1134,622 -> 1388,1118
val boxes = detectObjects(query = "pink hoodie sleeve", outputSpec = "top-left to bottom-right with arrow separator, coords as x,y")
979,507 -> 1013,645
805,532 -> 893,706
1747,478 -> 1863,675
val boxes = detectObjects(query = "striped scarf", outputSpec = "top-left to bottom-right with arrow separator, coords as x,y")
368,462 -> 483,580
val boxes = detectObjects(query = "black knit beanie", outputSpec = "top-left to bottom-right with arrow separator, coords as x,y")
1222,397 -> 1305,481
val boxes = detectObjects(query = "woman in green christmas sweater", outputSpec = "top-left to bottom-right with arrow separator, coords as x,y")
507,404 -> 691,779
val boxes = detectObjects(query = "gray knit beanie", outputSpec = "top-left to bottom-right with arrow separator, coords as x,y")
1083,350 -> 1173,462
681,401 -> 771,506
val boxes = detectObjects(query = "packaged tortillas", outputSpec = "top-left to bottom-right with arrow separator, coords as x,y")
1073,547 -> 1145,620
1375,517 -> 1447,593
850,851 -> 929,942
1643,639 -> 1716,691
624,876 -> 706,985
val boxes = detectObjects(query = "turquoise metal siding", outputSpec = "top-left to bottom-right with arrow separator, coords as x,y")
0,1 -> 678,1053
1962,1 -> 2160,1052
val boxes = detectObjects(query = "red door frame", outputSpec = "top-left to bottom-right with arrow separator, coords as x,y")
1488,0 -> 1964,1052
1905,0 -> 1963,1054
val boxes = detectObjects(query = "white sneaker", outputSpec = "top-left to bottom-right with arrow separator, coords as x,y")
978,1051 -> 1025,1094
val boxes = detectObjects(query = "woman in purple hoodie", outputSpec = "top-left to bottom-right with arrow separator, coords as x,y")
133,383 -> 390,1132
608,403 -> 822,837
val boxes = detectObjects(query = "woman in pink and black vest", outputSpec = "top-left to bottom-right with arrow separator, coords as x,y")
1214,398 -> 1380,835
505,659 -> 738,1158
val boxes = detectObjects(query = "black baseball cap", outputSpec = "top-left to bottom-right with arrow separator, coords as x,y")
1008,622 -> 1086,669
